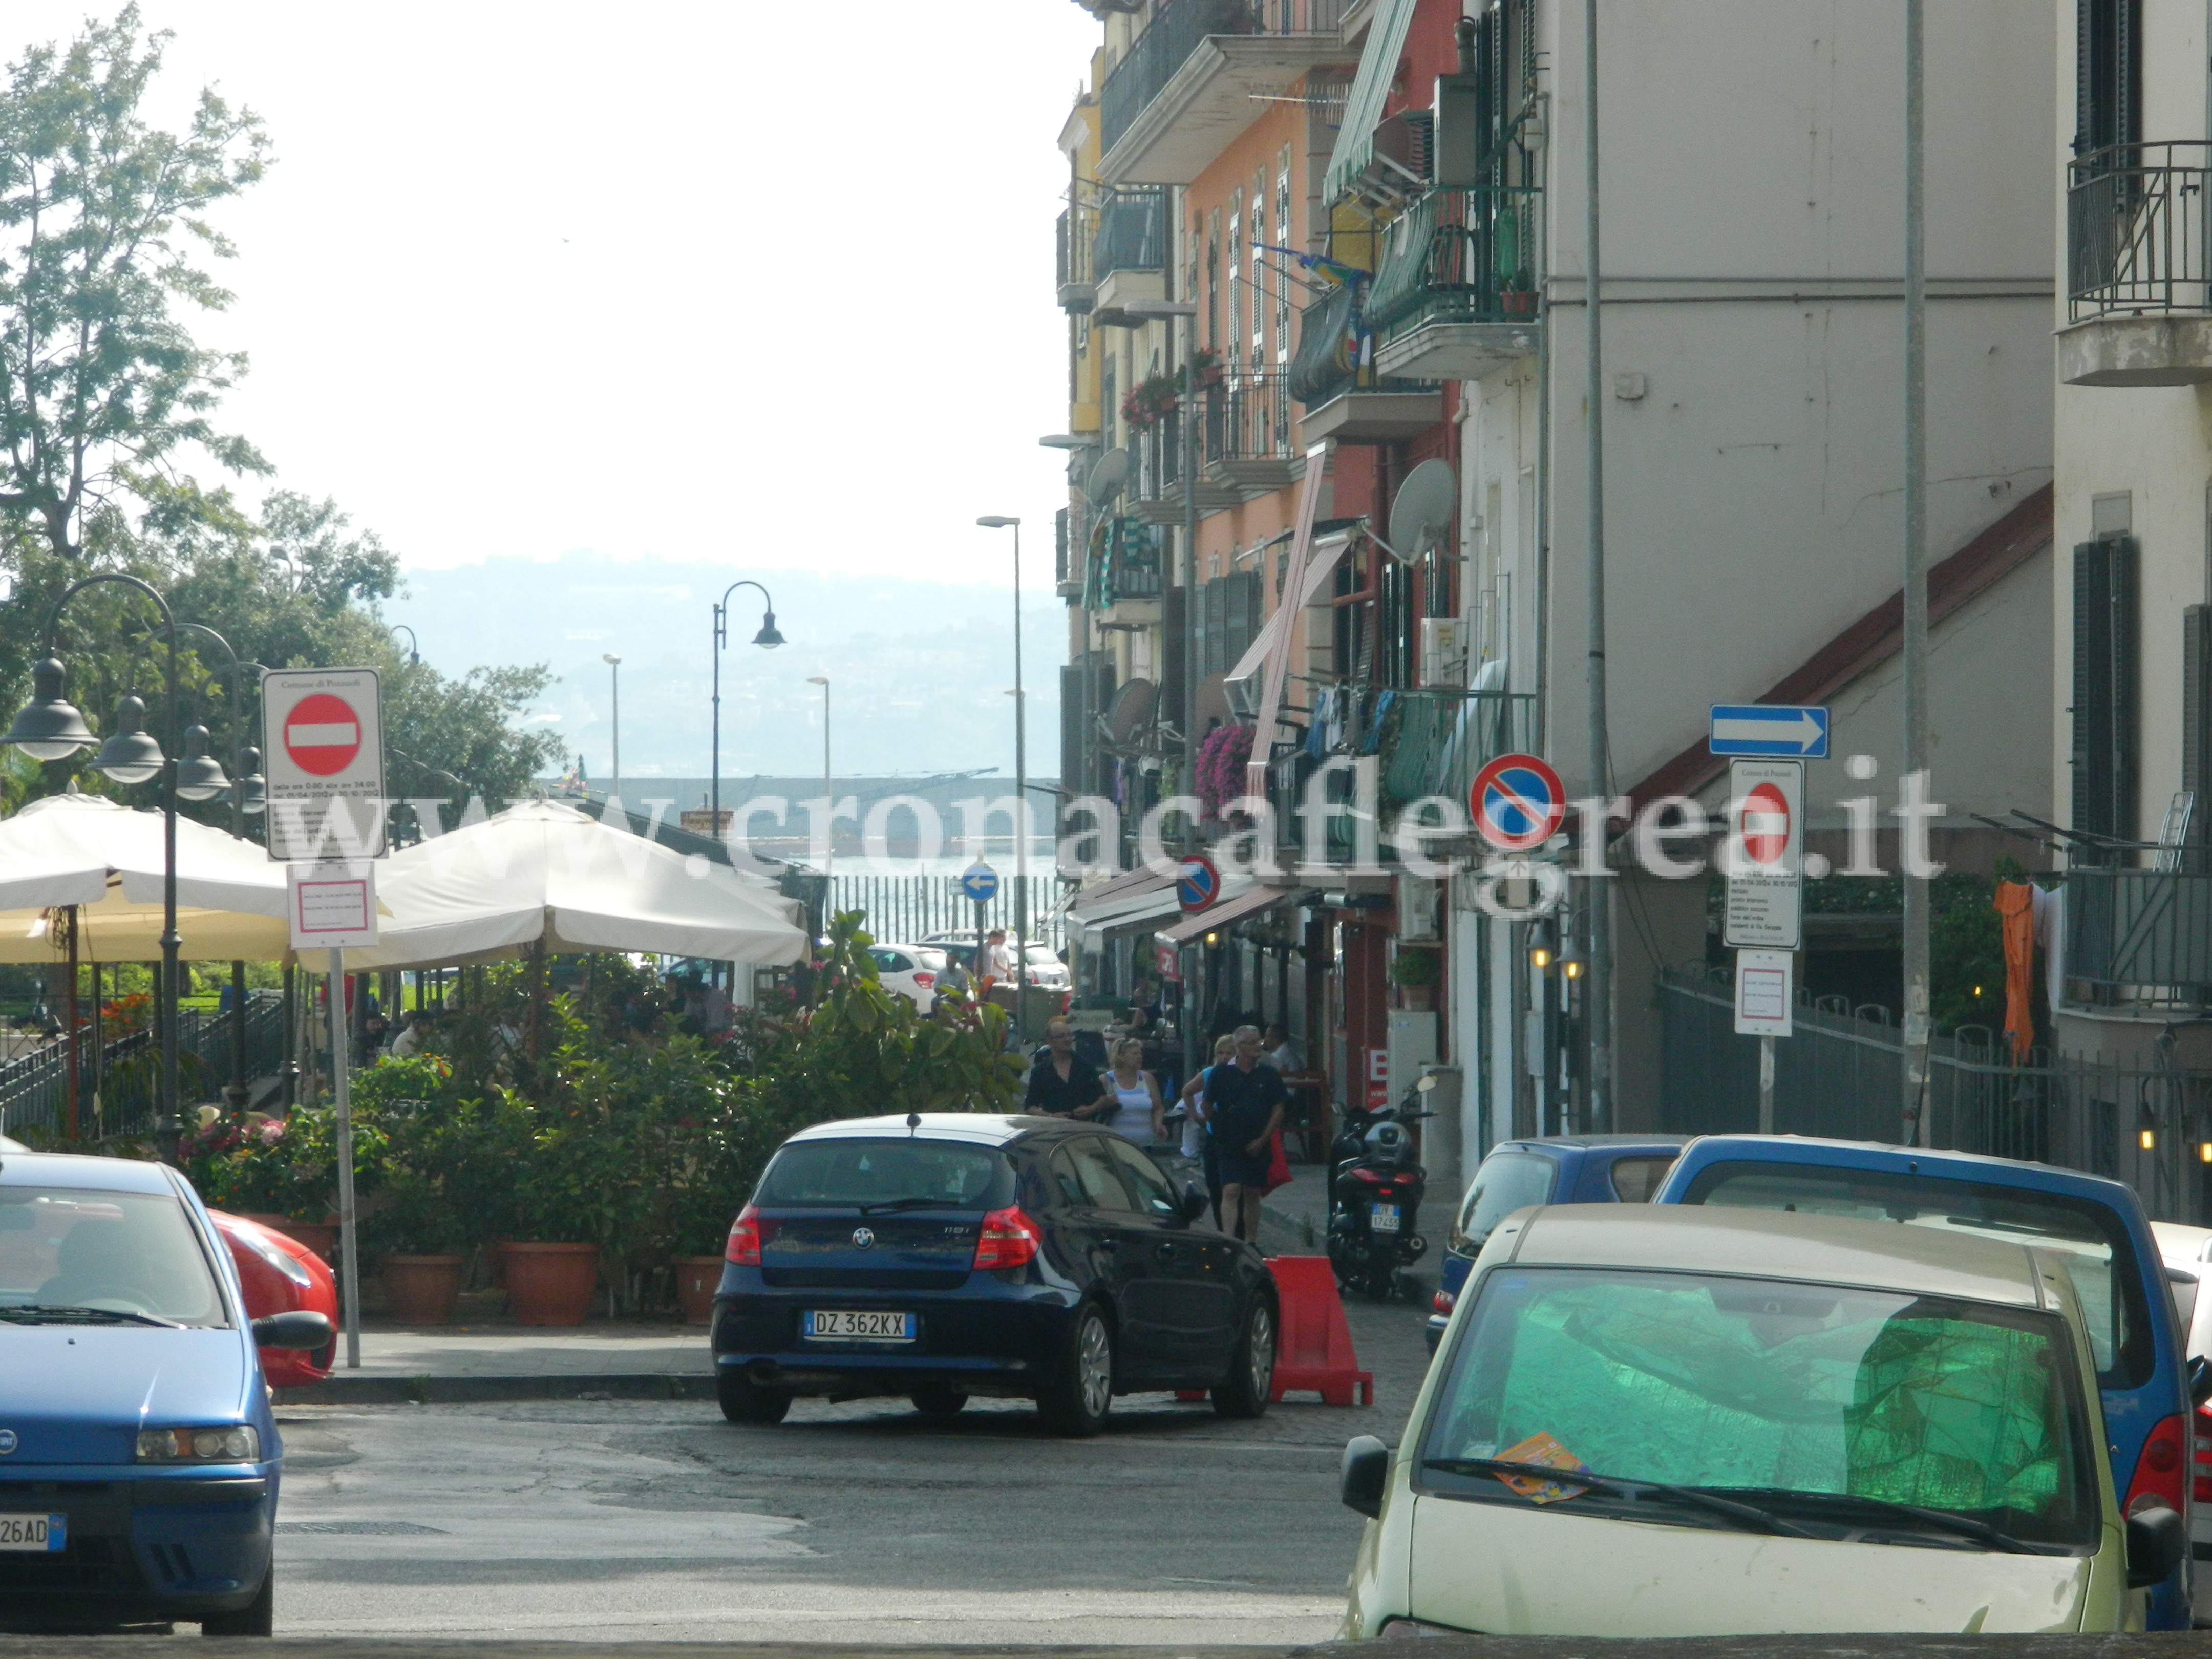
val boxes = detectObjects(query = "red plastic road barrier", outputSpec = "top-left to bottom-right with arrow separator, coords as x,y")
1264,1254 -> 1373,1406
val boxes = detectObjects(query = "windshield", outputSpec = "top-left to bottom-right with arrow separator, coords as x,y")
1681,1163 -> 2152,1388
0,1184 -> 229,1327
1419,1266 -> 2098,1550
1450,1151 -> 1558,1253
756,1139 -> 1012,1210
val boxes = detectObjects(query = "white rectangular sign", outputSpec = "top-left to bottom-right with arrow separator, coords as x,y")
1722,758 -> 1803,950
288,862 -> 379,950
263,668 -> 387,862
1734,948 -> 1795,1038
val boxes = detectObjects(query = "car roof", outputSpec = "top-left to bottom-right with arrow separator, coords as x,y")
783,1113 -> 1079,1150
0,1148 -> 180,1196
1497,1134 -> 1689,1154
1672,1133 -> 2142,1202
2153,1219 -> 2212,1266
1507,1203 -> 2049,1309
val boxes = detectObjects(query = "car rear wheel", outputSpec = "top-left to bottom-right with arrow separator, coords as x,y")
1038,1305 -> 1114,1436
1213,1295 -> 1276,1419
201,1567 -> 274,1636
717,1370 -> 793,1426
910,1384 -> 968,1417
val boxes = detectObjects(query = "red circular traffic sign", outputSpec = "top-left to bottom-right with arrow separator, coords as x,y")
283,692 -> 363,778
1739,781 -> 1790,866
1177,852 -> 1221,914
1469,753 -> 1566,853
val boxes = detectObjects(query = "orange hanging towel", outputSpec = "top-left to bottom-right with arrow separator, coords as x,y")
1994,881 -> 2036,1061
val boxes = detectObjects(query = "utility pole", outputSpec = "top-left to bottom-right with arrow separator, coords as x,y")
1582,0 -> 1613,1131
602,653 -> 622,796
1901,0 -> 1932,1145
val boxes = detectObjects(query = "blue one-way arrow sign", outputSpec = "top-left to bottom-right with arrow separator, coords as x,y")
1709,704 -> 1830,758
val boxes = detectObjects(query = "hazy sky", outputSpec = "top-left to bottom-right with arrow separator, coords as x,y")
5,2 -> 1097,592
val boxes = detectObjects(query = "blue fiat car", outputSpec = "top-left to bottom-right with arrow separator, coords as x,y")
1654,1135 -> 2197,1630
0,1149 -> 329,1633
1424,1134 -> 1687,1352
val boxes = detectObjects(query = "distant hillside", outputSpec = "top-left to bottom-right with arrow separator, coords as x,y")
384,554 -> 1064,780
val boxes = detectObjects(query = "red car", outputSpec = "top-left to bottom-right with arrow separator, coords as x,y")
206,1210 -> 338,1388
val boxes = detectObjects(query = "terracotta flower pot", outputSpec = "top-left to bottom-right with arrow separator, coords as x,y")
485,1238 -> 513,1289
503,1243 -> 600,1327
283,1219 -> 339,1262
674,1257 -> 725,1326
380,1255 -> 465,1325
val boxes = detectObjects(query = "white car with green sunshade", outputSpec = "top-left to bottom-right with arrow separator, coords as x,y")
1341,1204 -> 2180,1638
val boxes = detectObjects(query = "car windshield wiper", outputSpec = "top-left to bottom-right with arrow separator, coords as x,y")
0,1303 -> 183,1328
1422,1458 -> 1815,1539
1718,1485 -> 2058,1555
856,1197 -> 956,1215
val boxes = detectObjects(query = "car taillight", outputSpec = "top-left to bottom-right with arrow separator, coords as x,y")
725,1205 -> 762,1267
2193,1403 -> 2212,1505
1432,1289 -> 1456,1316
913,972 -> 934,988
972,1205 -> 1040,1271
2125,1412 -> 2189,1518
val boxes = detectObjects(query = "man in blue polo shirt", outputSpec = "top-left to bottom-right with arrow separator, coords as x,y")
1205,1024 -> 1288,1242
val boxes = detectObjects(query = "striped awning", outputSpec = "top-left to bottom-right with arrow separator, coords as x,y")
1322,0 -> 1420,204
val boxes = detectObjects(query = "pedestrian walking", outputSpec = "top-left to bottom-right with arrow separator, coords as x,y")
1208,1025 -> 1288,1244
979,928 -> 1013,992
1096,1038 -> 1165,1143
1023,1017 -> 1107,1119
1180,1033 -> 1237,1228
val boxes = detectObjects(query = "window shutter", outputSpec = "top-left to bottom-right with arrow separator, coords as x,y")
2186,606 -> 2211,863
2072,536 -> 2141,857
2111,534 -> 2140,845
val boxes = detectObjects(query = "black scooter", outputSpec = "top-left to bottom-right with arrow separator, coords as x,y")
1326,1073 -> 1436,1302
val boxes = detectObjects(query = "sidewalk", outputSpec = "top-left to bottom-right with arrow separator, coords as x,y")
280,1319 -> 715,1406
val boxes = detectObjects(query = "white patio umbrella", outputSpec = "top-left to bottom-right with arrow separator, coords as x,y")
0,792 -> 290,963
342,799 -> 809,970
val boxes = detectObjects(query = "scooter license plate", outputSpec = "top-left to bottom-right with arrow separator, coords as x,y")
1370,1203 -> 1401,1233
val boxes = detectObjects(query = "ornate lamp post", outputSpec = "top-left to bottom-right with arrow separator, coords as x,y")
710,580 -> 785,831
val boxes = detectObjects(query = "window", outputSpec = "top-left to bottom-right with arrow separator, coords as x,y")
1418,1266 -> 2099,1550
1450,1150 -> 1557,1253
1606,1156 -> 1676,1203
1227,189 -> 1243,374
1051,1139 -> 1139,1213
757,1140 -> 1012,1211
2073,535 -> 2140,855
1102,1137 -> 1180,1218
2074,0 -> 2140,159
0,1185 -> 229,1327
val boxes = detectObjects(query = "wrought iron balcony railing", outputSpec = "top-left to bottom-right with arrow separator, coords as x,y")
2066,867 -> 2212,1001
2067,142 -> 2212,322
1099,0 -> 1348,157
1056,207 -> 1094,311
1093,187 -> 1168,282
1366,185 -> 1544,341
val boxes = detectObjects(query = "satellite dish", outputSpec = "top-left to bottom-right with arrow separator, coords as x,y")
1099,677 -> 1158,749
1086,447 -> 1131,507
1389,458 -> 1458,558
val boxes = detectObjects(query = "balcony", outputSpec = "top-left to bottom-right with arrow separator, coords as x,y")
1097,0 -> 1352,187
1368,186 -> 1543,381
1056,208 -> 1094,315
1203,372 -> 1303,497
2065,868 -> 2212,1004
1086,516 -> 1167,625
1288,281 -> 1442,443
1130,410 -> 1243,524
1089,187 -> 1168,324
2060,143 -> 2212,386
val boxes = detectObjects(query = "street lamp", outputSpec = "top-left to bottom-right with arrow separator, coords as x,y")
388,624 -> 420,665
602,653 -> 621,795
977,515 -> 1030,1033
807,676 -> 832,887
711,580 -> 784,833
4,575 -> 196,1163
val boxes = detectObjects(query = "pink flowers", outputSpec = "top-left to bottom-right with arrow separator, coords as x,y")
1196,722 -> 1254,821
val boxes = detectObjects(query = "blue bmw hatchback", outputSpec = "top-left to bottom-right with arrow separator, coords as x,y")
711,1113 -> 1279,1434
0,1150 -> 328,1633
1654,1135 -> 2195,1630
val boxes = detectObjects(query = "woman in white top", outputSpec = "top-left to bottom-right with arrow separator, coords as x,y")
1094,1038 -> 1165,1143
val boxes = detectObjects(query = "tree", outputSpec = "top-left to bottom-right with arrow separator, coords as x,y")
0,6 -> 269,566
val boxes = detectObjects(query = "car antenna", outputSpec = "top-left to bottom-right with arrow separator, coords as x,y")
906,1112 -> 922,1136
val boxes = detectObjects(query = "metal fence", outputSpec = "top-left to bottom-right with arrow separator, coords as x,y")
1099,0 -> 1348,155
2067,867 -> 2212,1001
1092,187 -> 1168,283
830,875 -> 1063,954
1660,967 -> 2212,1223
2067,141 -> 2212,321
0,993 -> 289,1143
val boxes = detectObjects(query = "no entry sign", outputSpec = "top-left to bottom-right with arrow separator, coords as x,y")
1723,759 -> 1802,950
263,668 -> 387,862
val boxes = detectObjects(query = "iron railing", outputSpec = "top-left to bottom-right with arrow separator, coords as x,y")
2067,142 -> 2212,321
1206,371 -> 1298,467
833,875 -> 1063,954
0,993 -> 288,1144
1367,185 -> 1544,340
1093,187 -> 1168,282
1380,688 -> 1538,810
1056,207 -> 1094,308
1099,0 -> 1349,157
1661,968 -> 2212,1223
2066,868 -> 2212,999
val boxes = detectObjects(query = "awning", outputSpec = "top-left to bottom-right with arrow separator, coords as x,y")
1068,866 -> 1185,950
1156,882 -> 1294,946
1224,529 -> 1355,717
1324,0 -> 1421,204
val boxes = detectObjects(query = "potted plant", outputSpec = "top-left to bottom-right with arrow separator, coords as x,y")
1499,269 -> 1538,320
1390,946 -> 1442,1011
1121,372 -> 1178,432
365,1171 -> 467,1325
502,1121 -> 605,1327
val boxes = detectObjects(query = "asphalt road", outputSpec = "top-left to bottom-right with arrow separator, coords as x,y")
267,1289 -> 1435,1645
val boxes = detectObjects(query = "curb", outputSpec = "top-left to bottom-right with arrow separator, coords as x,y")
276,1372 -> 717,1407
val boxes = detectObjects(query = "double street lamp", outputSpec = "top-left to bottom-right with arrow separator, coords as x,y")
709,580 -> 785,828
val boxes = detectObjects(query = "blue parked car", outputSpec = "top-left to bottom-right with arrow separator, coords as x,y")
1423,1134 -> 1687,1353
0,1148 -> 329,1633
1653,1134 -> 2198,1631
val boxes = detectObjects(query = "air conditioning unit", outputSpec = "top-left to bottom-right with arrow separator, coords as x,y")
1420,617 -> 1470,688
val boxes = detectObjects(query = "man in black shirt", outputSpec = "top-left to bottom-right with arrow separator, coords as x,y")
1206,1024 -> 1288,1241
1024,1018 -> 1109,1119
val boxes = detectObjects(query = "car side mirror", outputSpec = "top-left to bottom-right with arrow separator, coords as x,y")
1178,1184 -> 1209,1225
2190,1354 -> 2212,1409
252,1310 -> 333,1351
2126,1501 -> 2186,1589
1341,1434 -> 1390,1519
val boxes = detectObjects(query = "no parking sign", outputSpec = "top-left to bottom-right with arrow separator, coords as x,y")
1469,753 -> 1565,854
